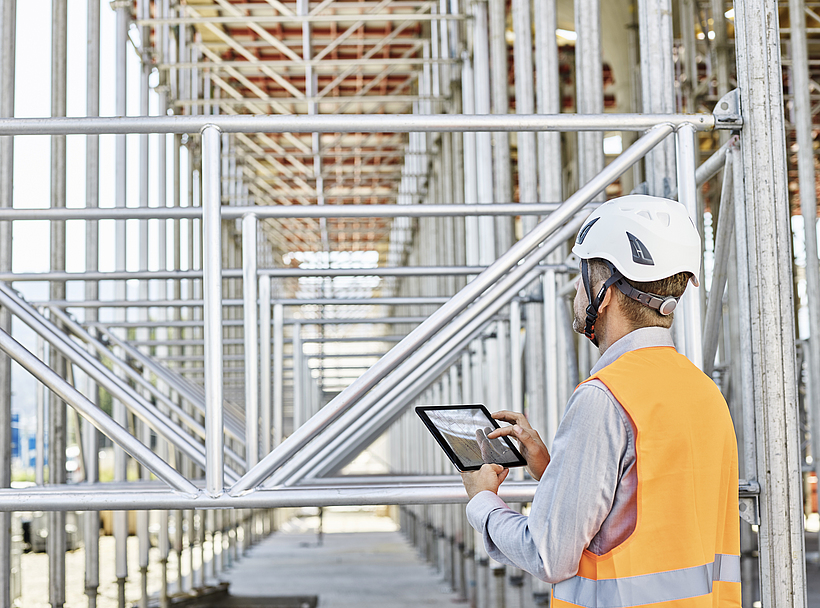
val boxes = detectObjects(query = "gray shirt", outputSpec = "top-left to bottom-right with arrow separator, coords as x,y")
465,327 -> 676,583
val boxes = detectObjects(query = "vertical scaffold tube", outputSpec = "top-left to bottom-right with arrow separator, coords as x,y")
637,0 -> 677,196
243,214 -> 260,469
675,124 -> 703,369
488,0 -> 512,255
49,1 -> 68,606
733,0 -> 808,603
542,268 -> 560,447
509,0 -> 536,479
35,336 -> 44,487
260,275 -> 272,457
273,303 -> 284,447
471,1 -> 496,263
532,0 -> 563,467
138,419 -> 151,608
202,124 -> 224,497
293,322 -> 303,431
112,5 -> 129,605
789,0 -> 820,470
460,54 -> 479,269
509,300 -> 522,413
0,1 -> 14,606
82,0 -> 100,512
136,2 -> 151,602
574,0 -> 603,378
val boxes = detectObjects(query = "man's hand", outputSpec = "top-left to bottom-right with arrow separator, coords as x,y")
486,411 -> 551,480
461,463 -> 509,500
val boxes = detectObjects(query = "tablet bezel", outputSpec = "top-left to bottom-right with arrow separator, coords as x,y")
415,404 -> 528,472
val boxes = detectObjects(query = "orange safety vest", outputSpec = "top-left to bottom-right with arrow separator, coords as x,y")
552,346 -> 741,607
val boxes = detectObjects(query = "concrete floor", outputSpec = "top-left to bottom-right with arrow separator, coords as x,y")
13,509 -> 820,607
226,509 -> 820,608
224,508 -> 460,607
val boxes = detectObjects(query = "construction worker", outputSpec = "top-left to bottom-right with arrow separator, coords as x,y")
462,195 -> 741,605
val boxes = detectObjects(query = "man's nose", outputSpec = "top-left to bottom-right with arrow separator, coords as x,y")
574,275 -> 581,291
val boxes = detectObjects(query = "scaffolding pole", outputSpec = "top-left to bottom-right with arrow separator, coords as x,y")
0,0 -> 13,605
637,0 -> 677,197
202,125 -> 225,497
734,0 -> 808,602
0,202 -> 569,221
84,0 -> 101,606
0,113 -> 720,136
48,2 -> 68,606
242,214 -> 260,468
789,0 -> 820,472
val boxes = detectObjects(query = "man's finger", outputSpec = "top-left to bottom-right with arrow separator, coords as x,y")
497,467 -> 510,484
491,410 -> 532,429
486,426 -> 515,440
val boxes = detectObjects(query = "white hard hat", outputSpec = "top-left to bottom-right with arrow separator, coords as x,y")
571,194 -> 701,287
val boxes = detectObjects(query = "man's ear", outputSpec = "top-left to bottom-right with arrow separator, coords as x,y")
597,284 -> 614,316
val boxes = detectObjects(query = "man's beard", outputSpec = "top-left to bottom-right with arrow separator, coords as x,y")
572,298 -> 586,335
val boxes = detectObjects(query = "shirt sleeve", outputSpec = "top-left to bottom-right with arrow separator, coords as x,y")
465,381 -> 630,583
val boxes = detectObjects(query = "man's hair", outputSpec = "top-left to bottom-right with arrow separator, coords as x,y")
587,258 -> 691,330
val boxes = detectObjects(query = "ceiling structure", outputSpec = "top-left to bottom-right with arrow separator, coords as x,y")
152,0 -> 451,263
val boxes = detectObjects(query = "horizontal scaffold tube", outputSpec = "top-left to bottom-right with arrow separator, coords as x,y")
0,203 -> 565,220
0,113 -> 718,137
35,296 -> 453,308
0,481 -> 538,511
0,263 -> 570,283
91,316 -> 428,328
230,123 -> 676,495
0,479 -> 760,512
0,328 -> 199,496
137,14 -> 467,25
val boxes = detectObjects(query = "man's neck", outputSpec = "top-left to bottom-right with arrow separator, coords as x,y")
596,315 -> 633,356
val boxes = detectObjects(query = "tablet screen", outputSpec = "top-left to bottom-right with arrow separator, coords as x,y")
416,405 -> 526,471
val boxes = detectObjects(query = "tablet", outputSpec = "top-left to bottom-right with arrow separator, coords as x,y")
415,404 -> 527,472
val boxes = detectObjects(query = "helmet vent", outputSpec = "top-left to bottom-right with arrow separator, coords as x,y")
576,217 -> 600,245
626,232 -> 655,266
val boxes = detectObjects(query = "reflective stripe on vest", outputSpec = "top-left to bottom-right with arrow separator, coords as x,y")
553,554 -> 741,608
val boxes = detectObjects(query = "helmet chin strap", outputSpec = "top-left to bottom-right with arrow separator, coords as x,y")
580,260 -> 622,347
581,259 -> 681,346
612,278 -> 680,316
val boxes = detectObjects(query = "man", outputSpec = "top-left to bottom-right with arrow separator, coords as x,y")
461,195 -> 741,606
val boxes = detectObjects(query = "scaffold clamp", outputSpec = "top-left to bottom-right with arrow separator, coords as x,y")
713,88 -> 743,129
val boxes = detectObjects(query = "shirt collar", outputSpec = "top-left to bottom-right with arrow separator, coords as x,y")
590,327 -> 676,376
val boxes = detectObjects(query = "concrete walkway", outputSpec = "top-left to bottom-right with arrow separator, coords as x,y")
226,508 -> 820,607
224,508 -> 461,607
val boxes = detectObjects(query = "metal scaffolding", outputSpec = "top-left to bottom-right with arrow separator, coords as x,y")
0,0 -> 815,606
